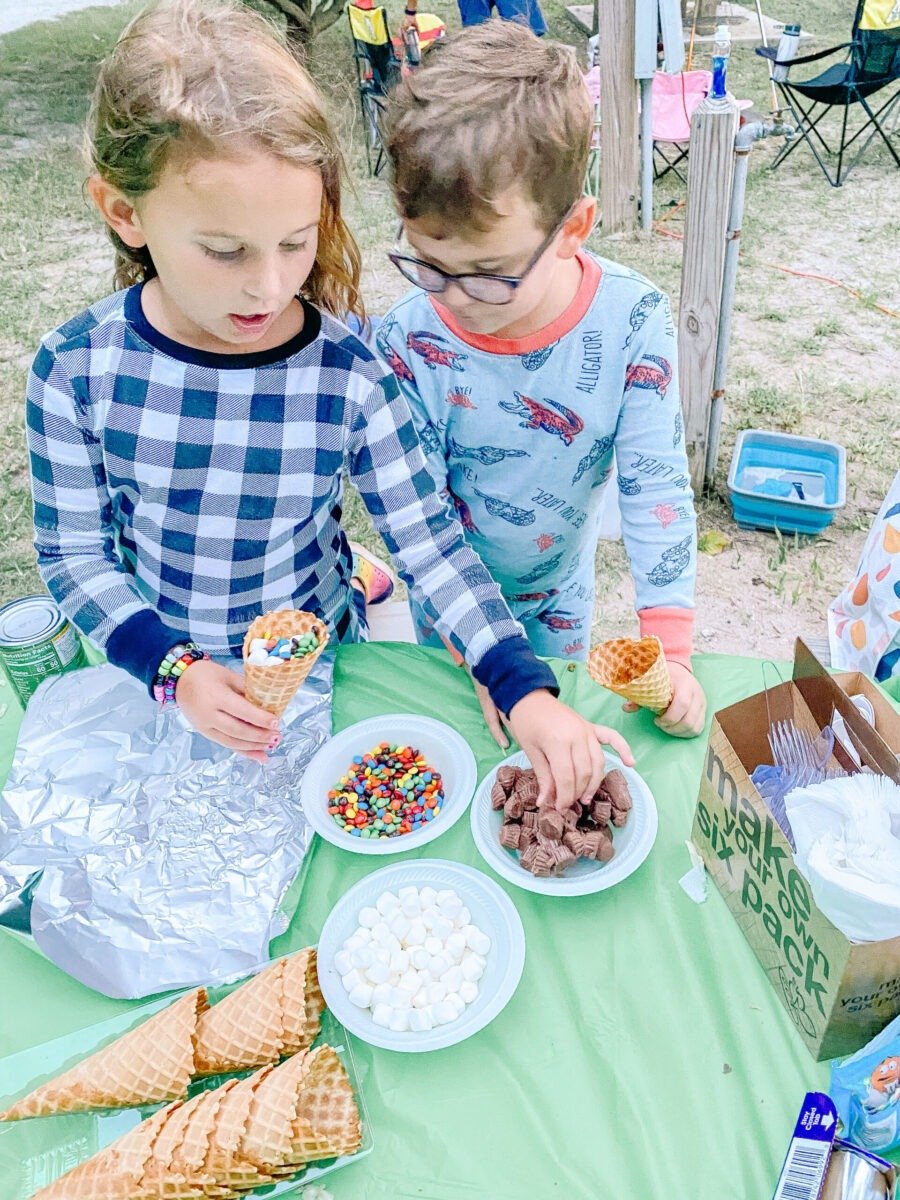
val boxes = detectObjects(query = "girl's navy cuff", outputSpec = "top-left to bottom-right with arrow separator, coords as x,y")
106,609 -> 190,695
472,637 -> 559,715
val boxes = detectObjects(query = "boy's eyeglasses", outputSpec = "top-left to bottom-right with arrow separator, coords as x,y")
387,206 -> 575,306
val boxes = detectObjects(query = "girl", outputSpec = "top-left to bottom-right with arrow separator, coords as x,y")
26,0 -> 631,809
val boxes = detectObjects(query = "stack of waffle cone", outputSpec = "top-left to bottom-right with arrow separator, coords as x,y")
587,635 -> 674,715
3,950 -> 325,1124
30,1045 -> 362,1200
242,610 -> 329,718
0,990 -> 206,1121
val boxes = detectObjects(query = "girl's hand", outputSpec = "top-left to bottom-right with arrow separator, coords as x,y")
176,660 -> 280,762
623,661 -> 706,738
505,691 -> 634,813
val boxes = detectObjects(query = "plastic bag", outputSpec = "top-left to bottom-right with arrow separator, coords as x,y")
828,468 -> 900,682
831,1012 -> 900,1153
785,774 -> 900,942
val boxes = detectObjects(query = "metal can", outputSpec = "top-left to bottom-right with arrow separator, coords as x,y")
0,595 -> 87,707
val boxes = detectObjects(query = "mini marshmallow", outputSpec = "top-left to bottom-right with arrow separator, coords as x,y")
371,982 -> 392,1006
425,980 -> 447,1005
410,947 -> 430,970
468,929 -> 491,955
388,1008 -> 411,1032
366,959 -> 391,985
375,890 -> 400,915
371,921 -> 392,943
343,934 -> 366,953
348,983 -> 374,1008
358,906 -> 380,928
445,991 -> 465,1017
440,965 -> 464,993
438,893 -> 463,919
411,987 -> 430,1009
459,980 -> 479,1005
389,949 -> 410,974
419,886 -> 438,907
406,919 -> 427,946
333,950 -> 352,976
427,952 -> 452,979
454,906 -> 472,929
389,914 -> 412,943
445,932 -> 467,962
349,946 -> 374,971
356,927 -> 373,943
341,969 -> 363,992
424,936 -> 443,957
398,886 -> 419,905
460,955 -> 484,983
388,986 -> 409,1009
431,916 -> 454,941
400,895 -> 421,918
433,999 -> 457,1025
436,889 -> 456,906
422,906 -> 439,930
398,969 -> 421,995
371,1003 -> 392,1028
247,649 -> 269,665
408,1007 -> 434,1032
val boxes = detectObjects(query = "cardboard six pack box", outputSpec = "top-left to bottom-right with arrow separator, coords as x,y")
691,641 -> 900,1062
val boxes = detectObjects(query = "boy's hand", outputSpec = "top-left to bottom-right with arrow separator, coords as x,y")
506,691 -> 634,813
623,662 -> 706,738
176,660 -> 280,762
472,676 -> 511,750
399,11 -> 418,34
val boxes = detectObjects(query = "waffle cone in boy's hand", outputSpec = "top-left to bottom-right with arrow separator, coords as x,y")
587,636 -> 674,715
1,989 -> 205,1121
193,960 -> 285,1076
242,610 -> 328,718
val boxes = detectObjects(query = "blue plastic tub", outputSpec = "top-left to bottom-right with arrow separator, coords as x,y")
727,430 -> 846,534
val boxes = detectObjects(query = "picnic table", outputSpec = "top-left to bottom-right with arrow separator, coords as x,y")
0,643 -> 830,1199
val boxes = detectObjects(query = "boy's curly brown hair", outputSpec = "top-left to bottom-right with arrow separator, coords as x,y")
385,20 -> 592,233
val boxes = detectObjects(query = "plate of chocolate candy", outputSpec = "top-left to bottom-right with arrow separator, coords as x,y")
299,714 -> 477,855
469,750 -> 658,896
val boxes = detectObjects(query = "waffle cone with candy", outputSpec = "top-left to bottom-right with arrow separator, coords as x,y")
587,635 -> 674,715
242,610 -> 329,718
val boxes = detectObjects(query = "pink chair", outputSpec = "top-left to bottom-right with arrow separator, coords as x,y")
652,69 -> 713,182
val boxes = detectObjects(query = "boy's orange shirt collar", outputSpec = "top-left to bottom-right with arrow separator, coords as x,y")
429,251 -> 600,355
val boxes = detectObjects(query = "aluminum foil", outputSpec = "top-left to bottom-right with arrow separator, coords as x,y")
0,655 -> 333,998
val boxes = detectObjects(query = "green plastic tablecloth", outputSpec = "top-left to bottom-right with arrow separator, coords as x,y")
0,646 -> 832,1200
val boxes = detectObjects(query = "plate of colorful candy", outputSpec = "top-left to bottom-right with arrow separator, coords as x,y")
317,859 -> 525,1051
299,714 -> 478,855
469,749 -> 658,896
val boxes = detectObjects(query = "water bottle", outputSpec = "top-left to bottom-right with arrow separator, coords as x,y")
772,23 -> 800,83
404,26 -> 421,67
710,23 -> 731,99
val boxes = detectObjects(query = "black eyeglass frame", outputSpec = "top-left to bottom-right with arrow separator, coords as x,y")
387,204 -> 577,306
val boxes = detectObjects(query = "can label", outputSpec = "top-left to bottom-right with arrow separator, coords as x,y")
0,599 -> 86,706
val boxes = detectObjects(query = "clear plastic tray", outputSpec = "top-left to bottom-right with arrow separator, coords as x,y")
0,963 -> 373,1199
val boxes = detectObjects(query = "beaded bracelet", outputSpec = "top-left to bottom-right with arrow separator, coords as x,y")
152,642 -> 209,707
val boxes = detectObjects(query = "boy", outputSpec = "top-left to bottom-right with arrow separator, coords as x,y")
379,19 -> 705,737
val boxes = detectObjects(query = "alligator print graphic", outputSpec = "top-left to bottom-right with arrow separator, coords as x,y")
623,291 -> 664,349
572,435 -> 614,486
499,392 -> 584,446
381,343 -> 416,385
536,610 -> 583,631
406,330 -> 468,371
516,551 -> 566,585
449,489 -> 480,533
447,437 -> 527,465
648,535 -> 692,586
473,488 -> 535,526
617,474 -> 642,496
624,355 -> 673,399
445,386 -> 477,409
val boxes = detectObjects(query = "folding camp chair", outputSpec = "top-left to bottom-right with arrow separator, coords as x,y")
652,68 -> 712,183
348,3 -> 400,177
757,0 -> 900,186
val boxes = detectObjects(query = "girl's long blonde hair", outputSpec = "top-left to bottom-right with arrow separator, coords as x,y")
86,0 -> 363,321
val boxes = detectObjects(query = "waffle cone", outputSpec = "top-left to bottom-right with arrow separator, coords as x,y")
166,1087 -> 236,1199
288,1046 -> 361,1165
239,1048 -> 311,1170
194,961 -> 284,1076
281,949 -> 325,1055
587,636 -> 674,715
242,611 -> 329,718
141,1095 -> 230,1199
2,990 -> 205,1122
202,1070 -> 273,1193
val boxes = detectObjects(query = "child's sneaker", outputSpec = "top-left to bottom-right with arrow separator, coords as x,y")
350,542 -> 396,605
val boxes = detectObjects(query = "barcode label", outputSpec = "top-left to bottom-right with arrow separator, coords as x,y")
773,1137 -> 831,1200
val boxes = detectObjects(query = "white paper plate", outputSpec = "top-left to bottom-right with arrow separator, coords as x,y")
470,750 -> 658,896
317,859 -> 525,1052
299,714 -> 477,855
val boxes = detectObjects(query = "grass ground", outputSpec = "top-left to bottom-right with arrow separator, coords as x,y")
0,0 -> 897,659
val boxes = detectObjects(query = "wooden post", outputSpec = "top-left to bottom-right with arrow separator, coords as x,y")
599,0 -> 639,233
677,94 -> 738,492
